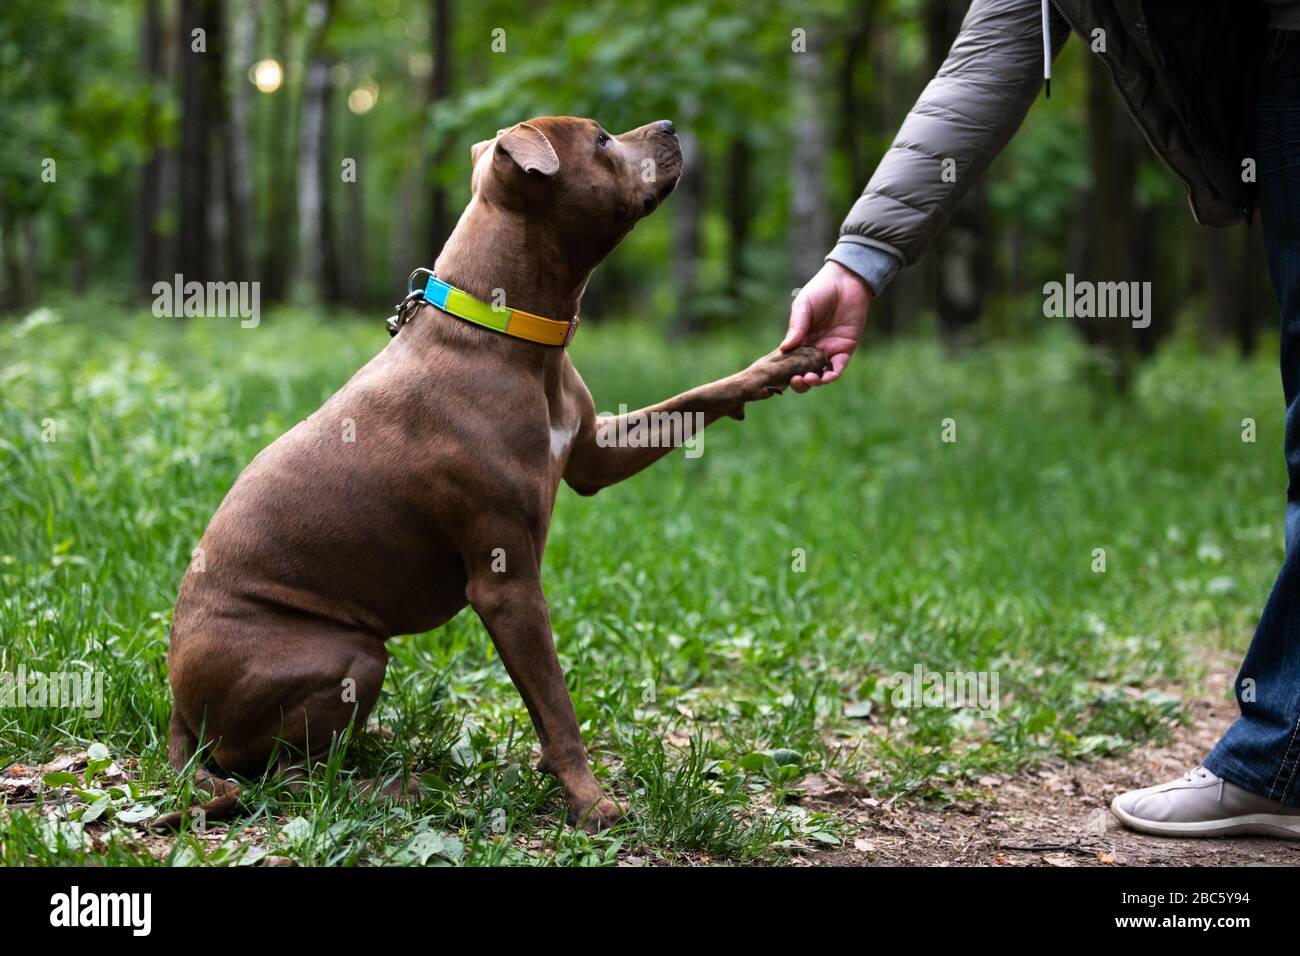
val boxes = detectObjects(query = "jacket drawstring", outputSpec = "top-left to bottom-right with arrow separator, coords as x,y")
1041,0 -> 1052,98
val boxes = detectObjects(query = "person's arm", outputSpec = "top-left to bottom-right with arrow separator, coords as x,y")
784,0 -> 1070,390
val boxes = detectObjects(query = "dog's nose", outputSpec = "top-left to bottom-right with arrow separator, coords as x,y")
654,119 -> 676,135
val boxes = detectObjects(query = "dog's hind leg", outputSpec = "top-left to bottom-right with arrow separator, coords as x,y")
257,636 -> 390,776
159,629 -> 387,830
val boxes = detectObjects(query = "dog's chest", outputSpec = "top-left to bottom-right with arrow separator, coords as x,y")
549,421 -> 578,462
543,369 -> 585,480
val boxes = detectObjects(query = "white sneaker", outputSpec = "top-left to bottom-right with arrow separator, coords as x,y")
1111,766 -> 1300,839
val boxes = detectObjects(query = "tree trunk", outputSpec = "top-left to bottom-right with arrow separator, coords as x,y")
1237,219 -> 1267,356
669,99 -> 705,336
178,0 -> 221,285
866,19 -> 899,338
342,118 -> 368,307
261,0 -> 295,302
208,121 -> 228,279
1081,52 -> 1140,390
837,9 -> 874,199
222,0 -> 255,282
319,58 -> 342,305
725,137 -> 752,299
428,0 -> 453,260
791,28 -> 830,286
294,1 -> 332,303
391,162 -> 420,299
136,0 -> 165,295
1203,227 -> 1234,345
23,217 -> 40,304
0,202 -> 25,313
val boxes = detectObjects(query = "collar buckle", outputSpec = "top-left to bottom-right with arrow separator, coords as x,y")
386,288 -> 426,337
562,314 -> 581,348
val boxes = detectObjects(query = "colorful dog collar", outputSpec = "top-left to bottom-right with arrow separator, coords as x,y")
388,268 -> 578,348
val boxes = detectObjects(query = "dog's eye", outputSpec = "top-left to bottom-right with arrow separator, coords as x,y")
596,131 -> 610,148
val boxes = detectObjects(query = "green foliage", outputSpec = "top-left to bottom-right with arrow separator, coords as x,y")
0,1 -> 163,221
0,0 -> 1134,334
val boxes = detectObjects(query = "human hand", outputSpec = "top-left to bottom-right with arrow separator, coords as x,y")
779,260 -> 872,392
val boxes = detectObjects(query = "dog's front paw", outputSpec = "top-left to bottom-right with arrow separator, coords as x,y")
726,346 -> 830,419
758,345 -> 830,390
569,794 -> 626,834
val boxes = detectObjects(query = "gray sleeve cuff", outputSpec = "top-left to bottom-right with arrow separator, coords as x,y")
825,240 -> 902,297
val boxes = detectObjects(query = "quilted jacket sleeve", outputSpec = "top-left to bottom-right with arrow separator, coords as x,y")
828,0 -> 1071,295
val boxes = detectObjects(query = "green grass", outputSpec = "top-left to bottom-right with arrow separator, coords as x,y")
0,304 -> 1285,864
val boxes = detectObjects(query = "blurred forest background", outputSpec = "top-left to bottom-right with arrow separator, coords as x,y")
0,0 -> 1275,366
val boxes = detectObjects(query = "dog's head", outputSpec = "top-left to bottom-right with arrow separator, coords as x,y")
469,116 -> 683,256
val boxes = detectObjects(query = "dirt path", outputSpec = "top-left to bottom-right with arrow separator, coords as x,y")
799,667 -> 1300,867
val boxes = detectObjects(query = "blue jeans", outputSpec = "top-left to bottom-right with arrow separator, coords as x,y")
1205,31 -> 1300,806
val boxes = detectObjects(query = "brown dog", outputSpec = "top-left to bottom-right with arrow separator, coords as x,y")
166,115 -> 828,831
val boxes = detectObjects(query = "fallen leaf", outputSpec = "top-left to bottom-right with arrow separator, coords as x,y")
800,773 -> 844,799
42,753 -> 83,774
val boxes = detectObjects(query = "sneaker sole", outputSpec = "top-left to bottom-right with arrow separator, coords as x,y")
1110,796 -> 1300,839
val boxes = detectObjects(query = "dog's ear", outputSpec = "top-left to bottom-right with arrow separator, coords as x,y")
470,138 -> 494,166
494,123 -> 560,176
